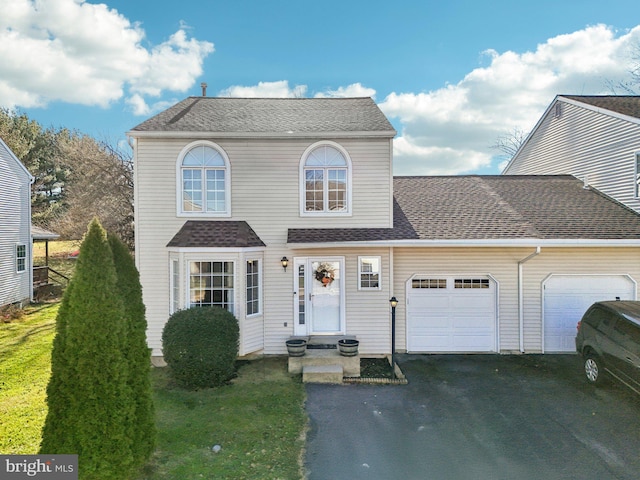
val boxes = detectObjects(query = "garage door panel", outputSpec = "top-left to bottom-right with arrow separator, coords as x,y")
544,275 -> 636,353
407,276 -> 496,353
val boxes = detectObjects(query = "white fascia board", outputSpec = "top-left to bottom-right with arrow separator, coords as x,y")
559,96 -> 640,126
287,238 -> 640,249
127,130 -> 396,140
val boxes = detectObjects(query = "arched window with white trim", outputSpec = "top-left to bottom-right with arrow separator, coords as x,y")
177,141 -> 231,216
300,141 -> 352,215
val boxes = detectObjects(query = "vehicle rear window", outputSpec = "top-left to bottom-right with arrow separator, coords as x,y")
583,306 -> 615,331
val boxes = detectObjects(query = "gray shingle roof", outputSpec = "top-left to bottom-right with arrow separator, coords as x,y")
562,95 -> 640,119
167,221 -> 265,248
288,176 -> 640,243
130,97 -> 396,135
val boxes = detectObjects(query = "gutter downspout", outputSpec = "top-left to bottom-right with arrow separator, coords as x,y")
518,247 -> 540,353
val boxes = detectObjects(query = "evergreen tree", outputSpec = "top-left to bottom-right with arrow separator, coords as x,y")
108,233 -> 156,467
40,219 -> 134,479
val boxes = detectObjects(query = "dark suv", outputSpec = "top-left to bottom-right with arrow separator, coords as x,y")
575,300 -> 640,394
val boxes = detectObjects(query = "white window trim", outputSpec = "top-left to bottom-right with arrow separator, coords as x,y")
299,140 -> 352,216
357,256 -> 382,291
245,258 -> 262,317
176,140 -> 231,217
16,243 -> 27,273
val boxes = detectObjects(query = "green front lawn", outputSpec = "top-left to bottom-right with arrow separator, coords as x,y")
0,303 -> 307,479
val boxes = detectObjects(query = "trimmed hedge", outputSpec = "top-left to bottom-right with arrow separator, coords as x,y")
162,307 -> 239,389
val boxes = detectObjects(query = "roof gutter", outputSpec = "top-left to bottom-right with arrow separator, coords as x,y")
286,239 -> 640,249
518,247 -> 541,353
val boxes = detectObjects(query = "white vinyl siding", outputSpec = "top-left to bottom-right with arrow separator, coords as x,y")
505,99 -> 640,213
134,136 -> 392,356
0,139 -> 32,307
393,247 -> 640,354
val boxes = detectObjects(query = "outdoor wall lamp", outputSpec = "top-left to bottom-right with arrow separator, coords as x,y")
281,256 -> 289,272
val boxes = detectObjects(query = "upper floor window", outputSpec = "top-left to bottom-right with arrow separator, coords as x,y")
177,141 -> 231,216
300,141 -> 352,215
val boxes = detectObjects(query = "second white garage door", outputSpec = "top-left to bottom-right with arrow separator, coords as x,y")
407,275 -> 497,353
543,274 -> 636,352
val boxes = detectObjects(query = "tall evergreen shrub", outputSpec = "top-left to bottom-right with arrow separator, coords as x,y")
40,219 -> 134,479
108,233 -> 156,467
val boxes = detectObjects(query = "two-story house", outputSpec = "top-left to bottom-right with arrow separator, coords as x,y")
503,95 -> 640,213
0,137 -> 34,309
130,97 -> 640,359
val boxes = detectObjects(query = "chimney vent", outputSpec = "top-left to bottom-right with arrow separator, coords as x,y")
200,82 -> 207,97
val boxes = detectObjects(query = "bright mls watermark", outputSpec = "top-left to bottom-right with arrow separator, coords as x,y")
0,455 -> 77,479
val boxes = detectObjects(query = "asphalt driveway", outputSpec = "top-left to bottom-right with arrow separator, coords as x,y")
304,354 -> 640,480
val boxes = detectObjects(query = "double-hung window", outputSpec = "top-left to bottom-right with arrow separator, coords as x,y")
358,256 -> 381,290
16,244 -> 26,273
301,142 -> 351,214
178,141 -> 230,215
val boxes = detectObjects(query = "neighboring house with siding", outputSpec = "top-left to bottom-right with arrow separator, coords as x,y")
502,95 -> 640,213
129,97 -> 640,360
0,137 -> 33,308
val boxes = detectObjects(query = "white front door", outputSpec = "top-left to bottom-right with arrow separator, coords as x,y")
293,258 -> 344,335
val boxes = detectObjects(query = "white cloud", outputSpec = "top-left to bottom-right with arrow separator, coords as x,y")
381,24 -> 640,175
0,0 -> 213,111
219,80 -> 308,98
314,83 -> 376,99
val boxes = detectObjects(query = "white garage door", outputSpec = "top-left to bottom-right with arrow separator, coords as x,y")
407,276 -> 496,353
543,275 -> 636,352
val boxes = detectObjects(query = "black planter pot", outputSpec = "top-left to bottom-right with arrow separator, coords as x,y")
286,339 -> 307,357
338,339 -> 359,357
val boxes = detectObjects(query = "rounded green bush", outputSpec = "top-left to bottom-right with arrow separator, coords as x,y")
162,307 -> 239,389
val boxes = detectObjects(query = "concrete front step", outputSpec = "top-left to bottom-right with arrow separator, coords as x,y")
288,348 -> 360,377
302,364 -> 343,384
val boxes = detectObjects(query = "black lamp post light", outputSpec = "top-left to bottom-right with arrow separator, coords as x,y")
390,296 -> 398,379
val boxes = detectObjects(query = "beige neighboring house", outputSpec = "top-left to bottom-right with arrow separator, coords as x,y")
129,97 -> 640,360
0,137 -> 34,308
503,95 -> 640,213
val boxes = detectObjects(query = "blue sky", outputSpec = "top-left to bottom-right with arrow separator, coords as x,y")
2,0 -> 640,175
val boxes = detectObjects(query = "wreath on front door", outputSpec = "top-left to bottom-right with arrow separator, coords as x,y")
314,263 -> 335,287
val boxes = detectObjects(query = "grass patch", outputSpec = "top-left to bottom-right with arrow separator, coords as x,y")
140,358 -> 306,480
0,303 -> 58,453
1,303 -> 308,479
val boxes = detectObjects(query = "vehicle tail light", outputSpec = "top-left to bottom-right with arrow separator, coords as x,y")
576,320 -> 582,332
